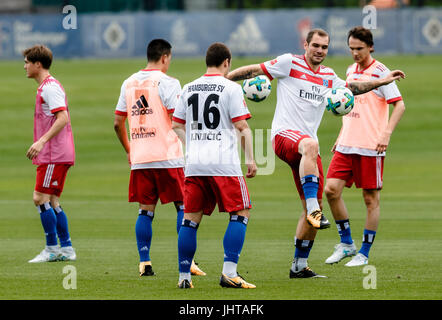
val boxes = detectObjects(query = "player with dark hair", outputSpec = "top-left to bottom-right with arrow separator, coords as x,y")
172,42 -> 257,289
324,26 -> 406,266
24,44 -> 76,263
114,39 -> 205,277
205,42 -> 231,67
146,38 -> 172,62
227,28 -> 405,278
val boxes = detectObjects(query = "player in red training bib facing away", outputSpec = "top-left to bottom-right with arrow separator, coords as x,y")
324,27 -> 406,267
172,42 -> 257,289
227,28 -> 405,278
114,39 -> 205,278
24,45 -> 76,263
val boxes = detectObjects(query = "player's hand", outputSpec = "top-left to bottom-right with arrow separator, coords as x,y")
246,161 -> 257,178
376,130 -> 391,154
126,152 -> 131,165
384,70 -> 405,85
26,140 -> 45,160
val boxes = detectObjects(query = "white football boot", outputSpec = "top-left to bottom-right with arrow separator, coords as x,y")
60,246 -> 76,261
345,253 -> 368,267
325,243 -> 357,264
28,246 -> 61,263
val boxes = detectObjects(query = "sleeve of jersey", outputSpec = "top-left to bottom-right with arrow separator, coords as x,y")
332,71 -> 348,88
172,89 -> 186,124
260,53 -> 291,81
161,78 -> 181,114
230,85 -> 252,123
43,83 -> 67,114
115,80 -> 128,116
376,68 -> 402,104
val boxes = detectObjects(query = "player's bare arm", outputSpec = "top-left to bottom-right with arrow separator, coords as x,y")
348,70 -> 405,96
26,110 -> 69,160
172,121 -> 186,146
233,119 -> 257,178
226,64 -> 264,82
376,99 -> 405,154
114,114 -> 131,163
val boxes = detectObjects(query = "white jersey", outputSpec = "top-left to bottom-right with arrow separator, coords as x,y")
115,69 -> 184,169
39,77 -> 67,116
261,53 -> 347,141
173,74 -> 251,177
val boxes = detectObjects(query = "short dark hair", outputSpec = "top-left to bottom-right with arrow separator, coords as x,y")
23,45 -> 53,69
347,26 -> 374,49
147,39 -> 172,62
306,28 -> 329,44
205,42 -> 231,67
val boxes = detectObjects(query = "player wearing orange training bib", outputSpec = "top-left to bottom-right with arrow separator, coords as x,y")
114,39 -> 205,277
324,27 -> 406,267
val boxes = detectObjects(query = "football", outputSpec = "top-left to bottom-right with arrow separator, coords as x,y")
242,75 -> 272,102
325,87 -> 355,116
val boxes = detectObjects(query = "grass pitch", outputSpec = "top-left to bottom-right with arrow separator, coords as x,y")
0,55 -> 441,301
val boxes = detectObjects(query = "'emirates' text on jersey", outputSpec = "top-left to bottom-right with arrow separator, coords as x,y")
115,69 -> 184,169
173,74 -> 251,177
261,53 -> 346,141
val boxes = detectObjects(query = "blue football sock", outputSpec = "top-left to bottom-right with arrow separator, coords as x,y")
335,219 -> 353,245
301,175 -> 320,213
294,238 -> 314,259
178,219 -> 198,273
176,205 -> 184,235
37,202 -> 58,246
135,210 -> 154,262
223,215 -> 248,264
54,206 -> 72,247
359,229 -> 376,258
292,238 -> 314,271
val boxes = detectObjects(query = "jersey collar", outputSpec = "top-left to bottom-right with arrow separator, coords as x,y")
303,55 -> 321,74
355,59 -> 376,74
38,74 -> 53,89
141,68 -> 162,72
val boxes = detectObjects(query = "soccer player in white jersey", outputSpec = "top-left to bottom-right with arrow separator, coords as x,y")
227,28 -> 405,278
114,39 -> 205,277
324,27 -> 406,267
172,42 -> 257,289
24,45 -> 76,263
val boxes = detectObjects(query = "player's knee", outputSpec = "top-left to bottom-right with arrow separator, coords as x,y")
362,190 -> 379,209
50,195 -> 60,208
183,212 -> 203,224
33,192 -> 47,206
233,209 -> 250,219
140,203 -> 156,212
301,139 -> 319,158
324,184 -> 339,200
